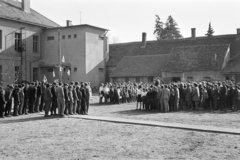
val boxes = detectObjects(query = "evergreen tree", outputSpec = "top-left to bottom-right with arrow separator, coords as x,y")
153,15 -> 164,40
154,15 -> 183,40
205,22 -> 214,37
162,15 -> 183,40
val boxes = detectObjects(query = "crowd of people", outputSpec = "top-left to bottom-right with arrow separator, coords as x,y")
0,81 -> 92,118
99,80 -> 240,112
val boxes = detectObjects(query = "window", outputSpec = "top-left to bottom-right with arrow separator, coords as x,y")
62,35 -> 65,39
74,34 -> 77,38
99,68 -> 104,72
33,68 -> 38,82
47,68 -> 53,72
74,67 -> 77,72
15,33 -> 21,51
47,36 -> 54,41
113,78 -> 117,82
0,65 -> 2,83
0,30 -> 2,49
187,77 -> 194,81
148,77 -> 153,82
203,77 -> 210,81
68,35 -> 71,39
33,36 -> 38,53
125,77 -> 129,82
136,77 -> 140,82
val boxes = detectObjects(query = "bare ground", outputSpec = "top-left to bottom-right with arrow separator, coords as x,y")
1,115 -> 240,160
90,102 -> 240,129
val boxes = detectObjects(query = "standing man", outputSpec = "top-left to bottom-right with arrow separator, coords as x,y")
44,83 -> 52,117
29,82 -> 37,113
163,85 -> 170,112
99,83 -> 104,104
13,85 -> 20,116
35,81 -> 42,112
64,83 -> 70,115
85,82 -> 90,115
72,82 -> 79,115
23,83 -> 29,115
192,83 -> 200,110
4,85 -> 13,117
220,82 -> 227,111
18,84 -> 24,115
173,84 -> 180,111
0,86 -> 6,118
80,83 -> 86,115
75,82 -> 82,115
51,82 -> 58,115
56,83 -> 65,117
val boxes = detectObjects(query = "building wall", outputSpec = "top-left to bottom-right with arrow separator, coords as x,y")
41,27 -> 86,83
0,18 -> 43,87
162,71 -> 226,82
85,30 -> 106,88
41,26 -> 108,89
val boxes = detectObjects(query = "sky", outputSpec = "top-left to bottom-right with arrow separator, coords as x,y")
29,0 -> 240,43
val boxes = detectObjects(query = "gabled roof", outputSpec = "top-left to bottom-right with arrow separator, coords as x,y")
163,44 -> 230,72
222,54 -> 240,74
107,35 -> 237,67
109,54 -> 170,77
0,0 -> 60,28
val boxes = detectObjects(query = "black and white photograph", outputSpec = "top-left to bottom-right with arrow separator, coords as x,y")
1,0 -> 240,159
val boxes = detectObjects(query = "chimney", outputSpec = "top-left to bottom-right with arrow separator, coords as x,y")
191,28 -> 196,39
237,28 -> 240,41
142,32 -> 147,47
66,20 -> 72,27
22,0 -> 30,13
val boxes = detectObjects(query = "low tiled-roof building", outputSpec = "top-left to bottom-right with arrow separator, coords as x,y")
107,30 -> 240,83
109,54 -> 169,83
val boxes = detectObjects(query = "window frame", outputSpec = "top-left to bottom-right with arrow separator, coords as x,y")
47,36 -> 54,41
15,33 -> 21,51
0,30 -> 2,49
33,35 -> 38,53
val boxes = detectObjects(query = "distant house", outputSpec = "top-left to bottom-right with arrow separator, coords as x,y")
0,0 -> 109,88
107,29 -> 240,83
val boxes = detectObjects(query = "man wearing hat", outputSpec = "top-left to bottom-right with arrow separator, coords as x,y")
0,86 -> 6,118
220,82 -> 227,111
99,83 -> 104,104
85,82 -> 90,114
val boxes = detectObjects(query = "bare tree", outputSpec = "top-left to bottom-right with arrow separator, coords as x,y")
107,32 -> 121,44
1,59 -> 24,84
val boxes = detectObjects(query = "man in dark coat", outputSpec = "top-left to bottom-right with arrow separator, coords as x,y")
75,82 -> 82,115
80,83 -> 86,115
29,82 -> 37,113
0,86 -> 6,118
13,85 -> 20,116
64,83 -> 70,115
51,82 -> 58,115
35,81 -> 42,112
220,82 -> 227,111
23,83 -> 29,115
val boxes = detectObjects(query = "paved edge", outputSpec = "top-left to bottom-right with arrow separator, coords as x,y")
70,115 -> 240,135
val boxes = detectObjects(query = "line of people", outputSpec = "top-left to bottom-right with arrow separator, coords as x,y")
0,81 -> 91,118
98,80 -> 240,112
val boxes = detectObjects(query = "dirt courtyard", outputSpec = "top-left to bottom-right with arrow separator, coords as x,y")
1,102 -> 240,160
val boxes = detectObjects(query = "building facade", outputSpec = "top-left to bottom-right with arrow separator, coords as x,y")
0,0 -> 109,89
107,30 -> 240,83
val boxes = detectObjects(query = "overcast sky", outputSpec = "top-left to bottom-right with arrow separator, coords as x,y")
29,0 -> 240,43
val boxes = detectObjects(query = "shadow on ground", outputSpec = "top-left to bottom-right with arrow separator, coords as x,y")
0,115 -> 61,124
